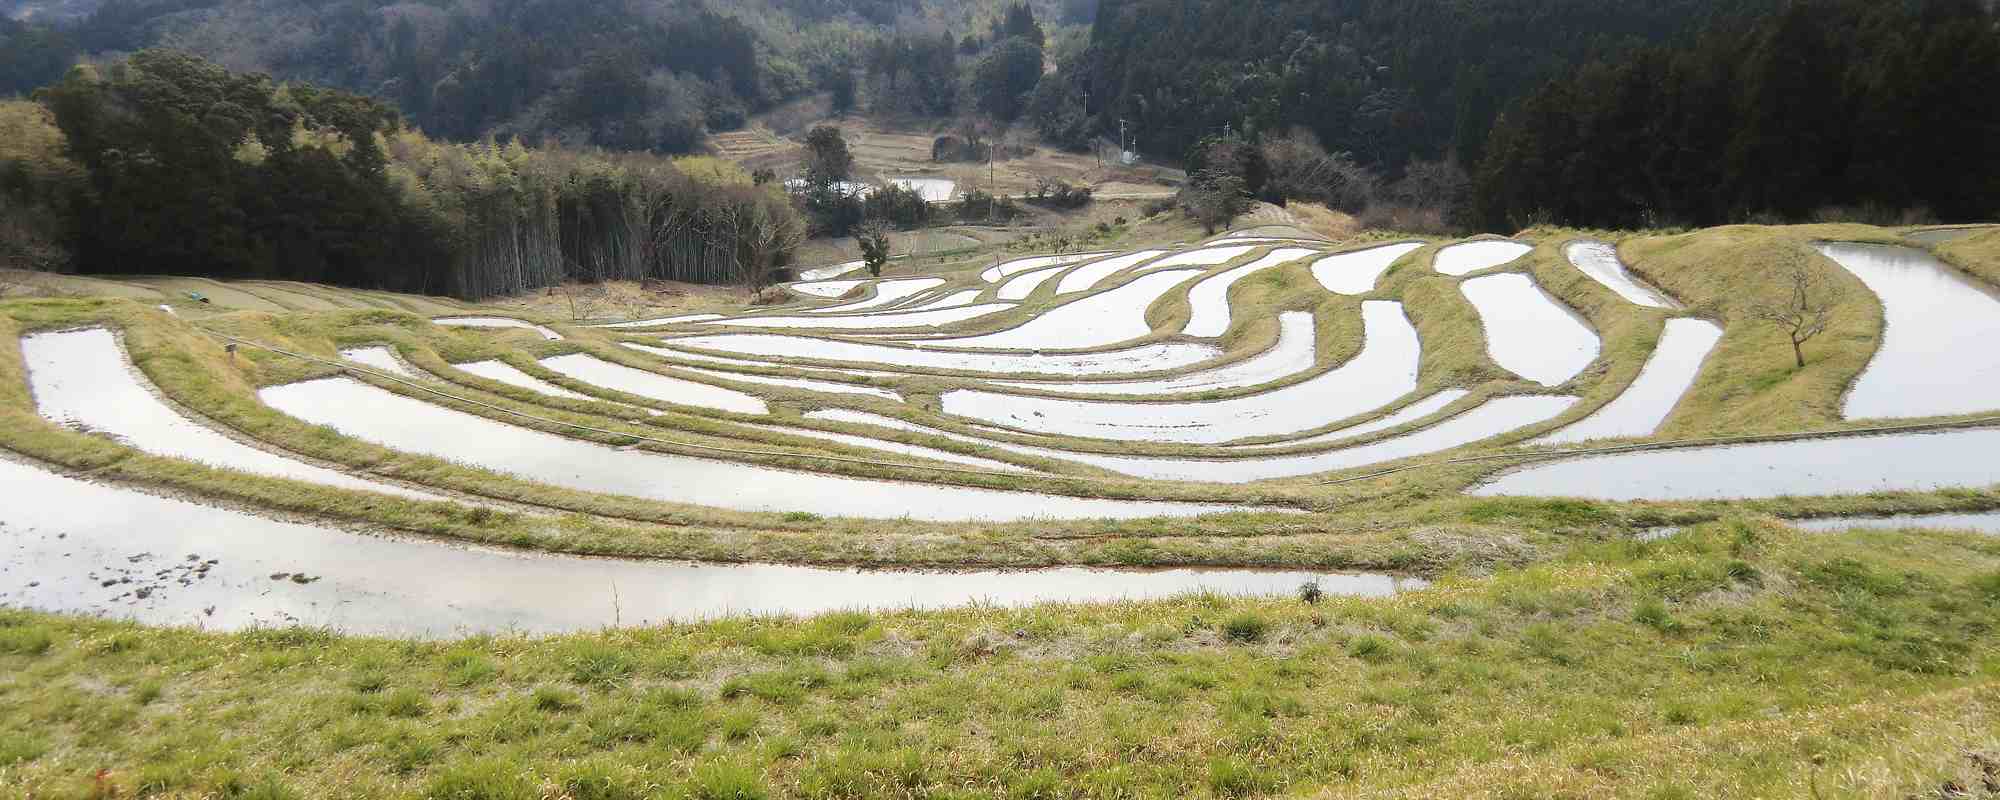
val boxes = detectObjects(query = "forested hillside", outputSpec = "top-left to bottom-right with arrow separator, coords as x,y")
0,0 -> 1087,154
1474,0 -> 2000,228
1080,0 -> 1783,170
2,51 -> 803,299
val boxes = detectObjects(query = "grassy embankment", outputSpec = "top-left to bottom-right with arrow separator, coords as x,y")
2,521 -> 1997,797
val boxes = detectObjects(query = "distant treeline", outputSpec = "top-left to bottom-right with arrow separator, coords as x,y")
1475,0 -> 2000,228
1,51 -> 802,299
1,0 -> 785,155
1082,0 -> 1784,172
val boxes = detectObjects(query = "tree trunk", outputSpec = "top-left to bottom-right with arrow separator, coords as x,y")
1792,338 -> 1805,368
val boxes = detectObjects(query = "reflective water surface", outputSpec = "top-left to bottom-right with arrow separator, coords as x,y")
1183,247 -> 1319,337
257,377 -> 1253,521
538,353 -> 770,415
1433,240 -> 1533,276
939,302 -> 1420,443
1312,242 -> 1424,295
992,312 -> 1317,396
25,329 -> 441,502
918,270 -> 1202,350
1817,243 -> 2000,419
0,459 -> 1413,637
1534,318 -> 1721,444
1472,428 -> 2000,501
1460,272 -> 1600,386
1564,241 -> 1677,308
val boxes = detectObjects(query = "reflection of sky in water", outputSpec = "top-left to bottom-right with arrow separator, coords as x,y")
1818,243 -> 2000,419
0,459 -> 1410,638
1476,428 -> 2000,501
258,376 -> 1239,521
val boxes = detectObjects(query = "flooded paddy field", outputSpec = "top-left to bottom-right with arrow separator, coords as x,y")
0,459 -> 1407,636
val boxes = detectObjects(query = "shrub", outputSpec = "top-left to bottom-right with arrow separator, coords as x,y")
1207,756 -> 1278,798
441,649 -> 498,687
0,732 -> 48,765
1220,612 -> 1269,643
1633,597 -> 1683,634
0,625 -> 54,655
1345,634 -> 1391,662
558,758 -> 645,800
425,758 -> 536,800
1025,178 -> 1093,210
1297,580 -> 1323,604
382,687 -> 430,718
532,685 -> 579,712
563,641 -> 635,687
688,760 -> 767,800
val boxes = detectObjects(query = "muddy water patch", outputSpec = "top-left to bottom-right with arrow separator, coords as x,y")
1472,428 -> 2000,501
939,302 -> 1419,444
1817,243 -> 2000,419
538,354 -> 769,415
1534,318 -> 1721,444
1564,241 -> 1676,308
1183,248 -> 1320,337
1312,242 -> 1423,295
0,459 -> 1406,636
1460,273 -> 1600,386
433,316 -> 562,340
992,312 -> 1317,396
257,377 -> 1248,521
24,329 -> 442,502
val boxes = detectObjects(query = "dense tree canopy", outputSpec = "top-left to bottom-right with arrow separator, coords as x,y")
6,51 -> 803,298
1474,0 -> 2000,228
3,0 -> 777,155
1083,0 -> 1785,172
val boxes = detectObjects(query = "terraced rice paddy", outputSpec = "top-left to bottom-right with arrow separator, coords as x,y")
0,458 -> 1409,635
1311,242 -> 1423,294
1460,272 -> 1600,386
8,224 -> 2000,654
1817,242 -> 2000,419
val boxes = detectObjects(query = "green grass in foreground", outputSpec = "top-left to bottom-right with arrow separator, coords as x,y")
3,522 -> 1998,798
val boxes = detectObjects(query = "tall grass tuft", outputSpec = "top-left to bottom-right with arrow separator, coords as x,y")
1221,612 -> 1269,643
